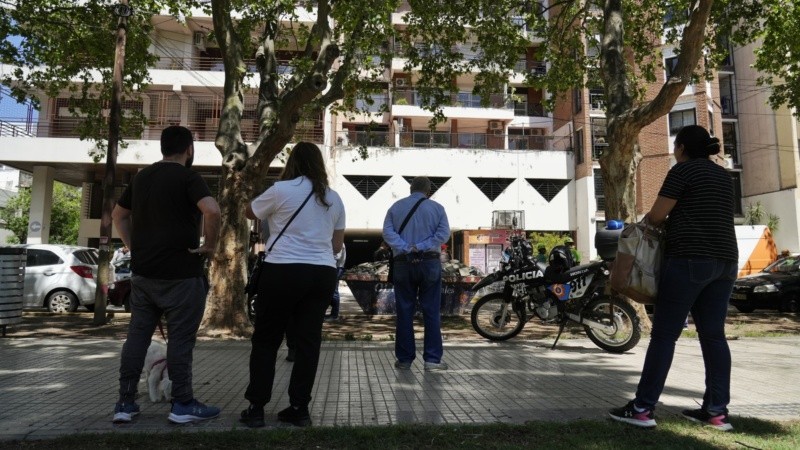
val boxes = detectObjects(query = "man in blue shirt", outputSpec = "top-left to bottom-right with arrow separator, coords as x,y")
383,177 -> 450,371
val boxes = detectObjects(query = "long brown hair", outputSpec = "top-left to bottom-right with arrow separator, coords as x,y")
280,141 -> 331,207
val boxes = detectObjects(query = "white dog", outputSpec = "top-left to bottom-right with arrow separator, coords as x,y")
143,340 -> 172,403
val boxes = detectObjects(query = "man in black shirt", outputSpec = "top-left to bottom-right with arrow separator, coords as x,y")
111,126 -> 221,424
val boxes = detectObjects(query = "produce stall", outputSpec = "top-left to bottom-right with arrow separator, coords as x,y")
343,260 -> 483,316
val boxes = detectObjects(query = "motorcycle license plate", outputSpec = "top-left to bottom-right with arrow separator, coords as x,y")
731,293 -> 747,300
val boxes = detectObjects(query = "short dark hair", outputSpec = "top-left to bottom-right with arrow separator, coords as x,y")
161,126 -> 194,156
410,176 -> 431,194
675,125 -> 721,159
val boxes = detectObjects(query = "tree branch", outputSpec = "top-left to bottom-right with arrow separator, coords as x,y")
633,0 -> 714,126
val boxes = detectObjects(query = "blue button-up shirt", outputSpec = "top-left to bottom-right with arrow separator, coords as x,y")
382,192 -> 450,256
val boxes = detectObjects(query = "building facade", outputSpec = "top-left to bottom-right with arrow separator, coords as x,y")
0,4 -> 798,264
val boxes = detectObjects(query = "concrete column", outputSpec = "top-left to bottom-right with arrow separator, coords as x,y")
27,166 -> 55,244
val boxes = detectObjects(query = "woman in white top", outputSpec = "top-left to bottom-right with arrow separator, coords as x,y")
240,142 -> 345,428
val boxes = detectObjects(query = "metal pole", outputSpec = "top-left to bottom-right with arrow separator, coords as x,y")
93,1 -> 131,326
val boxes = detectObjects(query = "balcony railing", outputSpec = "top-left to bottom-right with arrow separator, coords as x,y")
514,60 -> 547,75
513,102 -> 546,117
336,130 -> 567,151
393,90 -> 508,109
154,56 -> 294,74
0,120 -> 34,137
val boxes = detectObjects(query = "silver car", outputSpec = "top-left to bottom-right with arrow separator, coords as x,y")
14,244 -> 99,313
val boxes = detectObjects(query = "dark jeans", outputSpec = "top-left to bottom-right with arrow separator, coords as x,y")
328,267 -> 345,317
118,275 -> 207,404
392,258 -> 443,364
634,257 -> 737,414
245,263 -> 336,408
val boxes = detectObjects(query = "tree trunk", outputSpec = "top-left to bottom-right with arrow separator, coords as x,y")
201,166 -> 251,335
600,123 -> 641,223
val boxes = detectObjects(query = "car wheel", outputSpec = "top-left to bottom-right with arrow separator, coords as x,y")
46,290 -> 79,313
780,298 -> 799,314
123,293 -> 131,313
735,304 -> 756,313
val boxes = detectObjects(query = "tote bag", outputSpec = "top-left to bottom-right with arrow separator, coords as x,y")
609,219 -> 663,305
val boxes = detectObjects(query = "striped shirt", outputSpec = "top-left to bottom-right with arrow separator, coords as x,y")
658,158 -> 738,262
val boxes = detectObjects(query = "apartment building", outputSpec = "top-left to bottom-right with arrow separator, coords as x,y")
0,4 -> 798,266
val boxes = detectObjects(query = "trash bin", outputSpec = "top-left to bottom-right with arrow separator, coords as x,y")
0,247 -> 26,337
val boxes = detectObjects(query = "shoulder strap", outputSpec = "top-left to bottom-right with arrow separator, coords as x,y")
398,198 -> 426,235
268,190 -> 315,253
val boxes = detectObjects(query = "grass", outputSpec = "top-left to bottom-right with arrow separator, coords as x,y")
2,418 -> 798,449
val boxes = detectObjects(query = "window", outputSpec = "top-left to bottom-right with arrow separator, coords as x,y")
526,179 -> 569,202
669,109 -> 696,135
343,175 -> 391,199
665,56 -> 679,79
26,249 -> 62,267
722,122 -> 739,165
708,112 -> 714,136
468,178 -> 514,201
402,176 -> 450,196
573,88 -> 583,113
730,172 -> 743,215
594,169 -> 605,212
591,118 -> 608,160
719,74 -> 736,116
574,128 -> 584,165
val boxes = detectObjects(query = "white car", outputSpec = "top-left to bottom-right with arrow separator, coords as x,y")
13,244 -> 100,313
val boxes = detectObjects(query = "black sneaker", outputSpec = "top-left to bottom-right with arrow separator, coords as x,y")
277,405 -> 312,427
682,408 -> 733,431
608,401 -> 657,428
239,404 -> 265,428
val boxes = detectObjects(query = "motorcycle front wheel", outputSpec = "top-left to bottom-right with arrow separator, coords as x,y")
470,293 -> 525,341
583,296 -> 641,353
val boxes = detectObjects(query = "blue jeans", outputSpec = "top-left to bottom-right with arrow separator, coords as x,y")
329,267 -> 345,317
634,257 -> 737,414
392,258 -> 443,364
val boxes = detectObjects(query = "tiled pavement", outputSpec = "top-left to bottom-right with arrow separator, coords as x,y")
1,293 -> 799,440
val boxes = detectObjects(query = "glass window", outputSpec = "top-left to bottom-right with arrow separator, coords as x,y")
26,249 -> 63,267
669,109 -> 696,135
665,56 -> 679,79
73,249 -> 99,265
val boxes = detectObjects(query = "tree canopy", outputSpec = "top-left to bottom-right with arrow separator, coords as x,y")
0,182 -> 81,244
2,0 -> 798,332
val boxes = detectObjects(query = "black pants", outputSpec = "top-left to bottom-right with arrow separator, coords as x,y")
119,276 -> 207,404
245,262 -> 336,408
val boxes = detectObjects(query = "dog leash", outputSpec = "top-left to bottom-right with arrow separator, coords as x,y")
157,320 -> 168,342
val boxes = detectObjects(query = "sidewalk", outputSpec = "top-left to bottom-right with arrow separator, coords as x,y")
1,292 -> 799,440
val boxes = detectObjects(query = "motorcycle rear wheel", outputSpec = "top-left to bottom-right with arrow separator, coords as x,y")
470,293 -> 525,341
583,296 -> 641,353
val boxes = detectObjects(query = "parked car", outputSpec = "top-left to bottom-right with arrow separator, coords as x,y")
12,244 -> 100,313
730,254 -> 800,313
108,277 -> 131,312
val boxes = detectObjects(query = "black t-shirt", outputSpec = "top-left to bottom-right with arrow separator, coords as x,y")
658,158 -> 738,262
117,161 -> 212,279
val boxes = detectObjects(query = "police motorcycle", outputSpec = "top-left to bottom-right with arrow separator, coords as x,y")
469,230 -> 640,353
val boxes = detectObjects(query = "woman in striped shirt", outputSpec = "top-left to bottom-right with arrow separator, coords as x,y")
610,125 -> 738,431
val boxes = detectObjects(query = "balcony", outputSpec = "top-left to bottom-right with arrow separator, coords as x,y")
513,102 -> 546,117
153,56 -> 294,74
336,130 -> 567,151
513,59 -> 547,76
393,90 -> 508,110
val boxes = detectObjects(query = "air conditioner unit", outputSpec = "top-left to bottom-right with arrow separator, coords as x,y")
193,31 -> 207,51
489,121 -> 503,131
394,78 -> 407,87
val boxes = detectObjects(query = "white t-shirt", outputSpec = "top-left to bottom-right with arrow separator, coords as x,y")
251,176 -> 346,267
